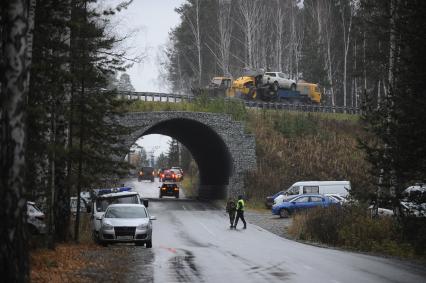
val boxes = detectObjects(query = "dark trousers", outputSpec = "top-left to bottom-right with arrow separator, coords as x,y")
234,210 -> 246,228
228,211 -> 236,226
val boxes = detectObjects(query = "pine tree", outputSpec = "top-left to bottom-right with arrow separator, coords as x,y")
117,73 -> 135,92
167,139 -> 180,167
28,0 -> 72,245
360,0 -> 426,205
69,0 -> 132,241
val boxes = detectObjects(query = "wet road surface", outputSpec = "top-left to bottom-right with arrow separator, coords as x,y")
123,177 -> 187,199
103,178 -> 426,283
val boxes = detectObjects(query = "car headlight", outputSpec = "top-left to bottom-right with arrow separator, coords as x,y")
102,223 -> 113,230
137,223 -> 149,229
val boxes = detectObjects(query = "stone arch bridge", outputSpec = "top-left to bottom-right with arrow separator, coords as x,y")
118,111 -> 257,200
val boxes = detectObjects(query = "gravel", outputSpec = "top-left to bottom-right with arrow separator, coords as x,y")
244,209 -> 293,238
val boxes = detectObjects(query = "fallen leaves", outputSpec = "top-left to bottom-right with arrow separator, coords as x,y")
30,243 -> 100,283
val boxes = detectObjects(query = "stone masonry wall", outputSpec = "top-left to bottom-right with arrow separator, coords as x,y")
117,111 -> 256,198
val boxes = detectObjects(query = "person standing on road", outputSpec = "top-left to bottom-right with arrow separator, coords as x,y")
226,198 -> 237,229
234,195 -> 247,229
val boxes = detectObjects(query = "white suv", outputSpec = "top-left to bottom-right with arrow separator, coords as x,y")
263,72 -> 296,90
89,187 -> 148,243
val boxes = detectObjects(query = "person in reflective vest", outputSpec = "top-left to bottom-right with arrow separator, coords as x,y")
226,198 -> 237,229
234,195 -> 247,229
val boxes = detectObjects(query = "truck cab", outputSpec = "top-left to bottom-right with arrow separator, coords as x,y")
296,82 -> 322,104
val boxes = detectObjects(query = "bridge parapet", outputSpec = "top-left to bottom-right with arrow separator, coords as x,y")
117,91 -> 360,114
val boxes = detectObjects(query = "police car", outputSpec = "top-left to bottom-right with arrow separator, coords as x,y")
89,187 -> 149,243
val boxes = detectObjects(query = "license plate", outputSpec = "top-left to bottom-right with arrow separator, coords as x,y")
117,236 -> 133,240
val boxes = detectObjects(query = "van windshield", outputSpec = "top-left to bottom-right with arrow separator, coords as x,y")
96,195 -> 139,212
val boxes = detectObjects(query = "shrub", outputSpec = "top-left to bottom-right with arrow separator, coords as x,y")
288,205 -> 421,259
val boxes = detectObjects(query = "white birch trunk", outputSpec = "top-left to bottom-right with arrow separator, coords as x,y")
0,0 -> 32,280
184,0 -> 202,86
217,0 -> 232,75
340,0 -> 353,109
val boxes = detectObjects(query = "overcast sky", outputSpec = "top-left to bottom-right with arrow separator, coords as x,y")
108,0 -> 185,92
105,0 -> 186,155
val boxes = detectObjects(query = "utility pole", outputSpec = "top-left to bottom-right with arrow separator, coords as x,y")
148,145 -> 160,167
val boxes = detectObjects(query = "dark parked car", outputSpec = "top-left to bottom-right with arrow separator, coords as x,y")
159,183 -> 179,198
271,194 -> 339,218
138,167 -> 155,182
265,191 -> 286,208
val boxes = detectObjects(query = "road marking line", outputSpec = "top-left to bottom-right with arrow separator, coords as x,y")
180,203 -> 216,237
199,221 -> 215,237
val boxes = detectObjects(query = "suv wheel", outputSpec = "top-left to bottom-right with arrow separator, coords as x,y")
146,240 -> 152,248
279,209 -> 289,218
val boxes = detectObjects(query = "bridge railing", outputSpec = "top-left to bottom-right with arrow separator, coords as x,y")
116,91 -> 360,115
118,91 -> 193,103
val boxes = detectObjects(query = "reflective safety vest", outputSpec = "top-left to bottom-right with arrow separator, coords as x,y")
237,199 -> 245,211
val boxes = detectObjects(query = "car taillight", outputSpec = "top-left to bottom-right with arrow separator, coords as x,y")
140,172 -> 143,176
152,172 -> 155,176
174,188 -> 179,191
161,187 -> 166,190
172,174 -> 175,178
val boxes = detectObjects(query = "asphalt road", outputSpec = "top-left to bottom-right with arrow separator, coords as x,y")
117,178 -> 426,283
123,177 -> 187,199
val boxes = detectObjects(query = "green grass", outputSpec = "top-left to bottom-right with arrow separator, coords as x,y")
120,95 -> 247,122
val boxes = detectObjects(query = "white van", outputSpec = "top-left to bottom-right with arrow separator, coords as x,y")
273,181 -> 351,205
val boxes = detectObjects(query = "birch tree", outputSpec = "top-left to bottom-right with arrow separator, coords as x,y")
217,0 -> 232,76
272,0 -> 284,71
237,0 -> 264,69
183,0 -> 202,86
324,1 -> 337,106
0,0 -> 33,280
339,0 -> 355,109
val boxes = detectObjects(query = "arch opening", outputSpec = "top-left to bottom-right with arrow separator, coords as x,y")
138,118 -> 233,199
